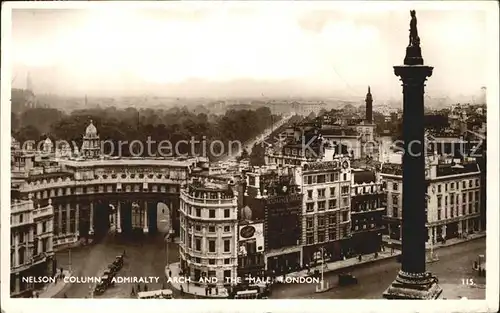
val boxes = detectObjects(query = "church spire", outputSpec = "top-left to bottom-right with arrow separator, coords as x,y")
365,85 -> 373,124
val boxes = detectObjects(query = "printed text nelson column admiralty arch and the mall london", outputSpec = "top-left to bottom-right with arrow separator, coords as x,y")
4,3 -> 495,305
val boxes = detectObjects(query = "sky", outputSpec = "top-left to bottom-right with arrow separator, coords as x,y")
8,2 -> 493,99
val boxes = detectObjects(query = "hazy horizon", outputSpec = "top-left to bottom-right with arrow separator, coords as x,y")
9,3 -> 491,99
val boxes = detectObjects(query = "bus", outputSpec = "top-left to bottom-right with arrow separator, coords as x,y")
137,289 -> 174,299
234,289 -> 259,299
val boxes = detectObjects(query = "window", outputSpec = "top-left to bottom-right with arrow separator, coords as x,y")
209,259 -> 216,265
328,214 -> 336,225
392,195 -> 398,207
393,183 -> 398,191
224,226 -> 231,233
343,173 -> 347,181
307,176 -> 313,185
393,207 -> 398,218
438,184 -> 442,193
462,204 -> 466,216
445,196 -> 448,206
328,199 -> 337,209
450,195 -> 454,205
341,186 -> 349,195
195,208 -> 201,217
224,258 -> 230,264
469,191 -> 473,201
195,225 -> 202,231
224,270 -> 231,280
42,221 -> 47,233
463,193 -> 467,203
317,175 -> 325,183
306,233 -> 314,245
208,226 -> 215,233
437,209 -> 441,220
318,232 -> 325,243
342,211 -> 349,222
306,203 -> 314,212
328,228 -> 336,240
342,197 -> 349,207
437,196 -> 442,208
307,190 -> 313,200
224,239 -> 231,252
209,209 -> 215,218
475,191 -> 479,201
195,238 -> 201,251
318,201 -> 326,211
475,179 -> 479,187
330,172 -> 339,182
318,189 -> 326,198
468,203 -> 472,214
306,217 -> 314,229
329,187 -> 336,197
462,181 -> 466,189
451,182 -> 455,190
318,216 -> 325,227
445,184 -> 448,192
224,209 -> 230,218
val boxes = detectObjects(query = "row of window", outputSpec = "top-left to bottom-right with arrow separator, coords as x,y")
306,211 -> 349,229
305,197 -> 349,212
437,202 -> 480,220
32,183 -> 176,198
303,172 -> 348,185
183,221 -> 233,234
353,184 -> 380,195
436,179 -> 480,193
306,186 -> 349,200
437,191 -> 480,208
183,235 -> 232,253
182,205 -> 233,219
305,225 -> 349,245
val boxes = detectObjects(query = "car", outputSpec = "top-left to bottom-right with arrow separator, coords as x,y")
338,273 -> 358,286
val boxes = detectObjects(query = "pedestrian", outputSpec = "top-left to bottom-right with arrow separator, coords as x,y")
131,287 -> 135,296
137,284 -> 141,292
144,284 -> 148,292
205,287 -> 208,296
180,285 -> 184,295
215,287 -> 218,296
358,254 -> 362,262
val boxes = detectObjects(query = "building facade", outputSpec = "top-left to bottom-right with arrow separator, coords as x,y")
178,178 -> 239,288
296,158 -> 353,266
11,196 -> 55,298
243,167 -> 303,275
381,156 -> 483,245
350,169 -> 386,255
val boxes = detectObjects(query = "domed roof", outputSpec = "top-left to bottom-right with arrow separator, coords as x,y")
85,120 -> 98,136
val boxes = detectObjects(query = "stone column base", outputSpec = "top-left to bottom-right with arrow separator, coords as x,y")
89,229 -> 94,236
383,270 -> 442,300
117,228 -> 122,233
143,228 -> 149,234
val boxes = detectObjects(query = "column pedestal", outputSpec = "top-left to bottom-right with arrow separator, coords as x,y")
383,271 -> 442,299
143,201 -> 149,234
89,202 -> 94,236
117,202 -> 122,233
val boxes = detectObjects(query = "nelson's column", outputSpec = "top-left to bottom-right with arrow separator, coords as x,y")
383,10 -> 443,300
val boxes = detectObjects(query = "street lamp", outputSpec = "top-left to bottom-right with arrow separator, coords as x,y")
315,247 -> 330,293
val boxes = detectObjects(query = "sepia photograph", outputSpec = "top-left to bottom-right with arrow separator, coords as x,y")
1,1 -> 498,313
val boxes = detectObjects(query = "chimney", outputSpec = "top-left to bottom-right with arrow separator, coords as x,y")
365,86 -> 373,124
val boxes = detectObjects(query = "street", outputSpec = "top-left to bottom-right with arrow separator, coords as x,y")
54,232 -> 180,298
54,234 -> 485,299
270,238 -> 486,299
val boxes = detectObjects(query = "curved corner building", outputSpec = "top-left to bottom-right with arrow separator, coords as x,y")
179,177 -> 239,289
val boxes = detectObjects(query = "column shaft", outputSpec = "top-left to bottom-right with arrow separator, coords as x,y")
89,202 -> 94,234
